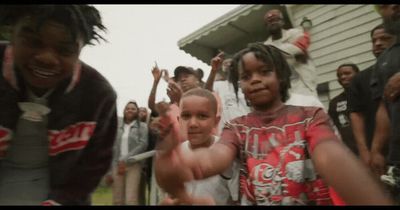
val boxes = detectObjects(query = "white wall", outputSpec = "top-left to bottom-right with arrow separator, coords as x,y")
287,5 -> 381,109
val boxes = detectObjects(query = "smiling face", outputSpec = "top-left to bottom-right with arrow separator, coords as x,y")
239,52 -> 283,112
11,16 -> 83,94
337,65 -> 358,89
179,95 -> 219,149
124,102 -> 139,123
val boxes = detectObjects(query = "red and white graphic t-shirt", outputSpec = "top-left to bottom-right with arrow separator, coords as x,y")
219,105 -> 338,205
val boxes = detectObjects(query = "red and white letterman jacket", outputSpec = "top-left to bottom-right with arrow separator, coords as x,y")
0,43 -> 118,205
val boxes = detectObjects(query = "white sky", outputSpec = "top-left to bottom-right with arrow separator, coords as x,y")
80,4 -> 239,117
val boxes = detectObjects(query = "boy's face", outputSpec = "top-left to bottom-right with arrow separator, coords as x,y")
337,66 -> 357,89
177,73 -> 199,93
11,16 -> 84,91
180,95 -> 219,148
239,52 -> 281,111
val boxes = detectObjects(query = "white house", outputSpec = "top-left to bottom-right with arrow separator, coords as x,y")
177,4 -> 382,108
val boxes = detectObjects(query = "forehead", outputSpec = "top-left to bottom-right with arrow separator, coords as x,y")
241,52 -> 270,70
15,16 -> 83,46
178,72 -> 197,80
372,28 -> 389,37
337,66 -> 356,72
265,9 -> 282,18
181,95 -> 214,112
126,103 -> 137,109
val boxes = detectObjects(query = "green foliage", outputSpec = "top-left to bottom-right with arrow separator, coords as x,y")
91,185 -> 113,206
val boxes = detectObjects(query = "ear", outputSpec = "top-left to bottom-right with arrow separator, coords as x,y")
214,115 -> 221,127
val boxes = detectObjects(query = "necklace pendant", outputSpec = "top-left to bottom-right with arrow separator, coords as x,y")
18,102 -> 51,122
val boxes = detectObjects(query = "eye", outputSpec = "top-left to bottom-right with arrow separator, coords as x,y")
20,35 -> 42,48
180,113 -> 190,120
198,114 -> 209,120
240,72 -> 251,81
57,46 -> 77,57
260,68 -> 273,75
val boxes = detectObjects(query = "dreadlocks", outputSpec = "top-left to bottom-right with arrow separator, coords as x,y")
0,5 -> 106,45
228,42 -> 292,102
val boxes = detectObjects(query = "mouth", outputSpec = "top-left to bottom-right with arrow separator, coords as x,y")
250,87 -> 267,94
188,132 -> 202,136
30,66 -> 60,79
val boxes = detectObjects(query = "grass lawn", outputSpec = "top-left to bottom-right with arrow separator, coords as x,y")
91,185 -> 113,205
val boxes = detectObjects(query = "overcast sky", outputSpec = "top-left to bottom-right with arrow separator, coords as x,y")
80,5 -> 239,117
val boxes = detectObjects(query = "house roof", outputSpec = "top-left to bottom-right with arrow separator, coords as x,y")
178,4 -> 292,65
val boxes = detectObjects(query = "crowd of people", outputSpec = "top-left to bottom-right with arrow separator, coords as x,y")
0,4 -> 399,206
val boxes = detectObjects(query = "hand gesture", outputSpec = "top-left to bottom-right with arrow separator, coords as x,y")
384,72 -> 400,102
167,80 -> 183,105
162,69 -> 170,83
210,51 -> 224,72
152,65 -> 162,82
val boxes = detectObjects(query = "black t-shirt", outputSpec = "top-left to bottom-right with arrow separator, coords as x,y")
373,42 -> 400,164
328,91 -> 358,155
348,65 -> 378,149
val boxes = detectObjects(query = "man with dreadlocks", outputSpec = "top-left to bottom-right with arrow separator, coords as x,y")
0,5 -> 117,205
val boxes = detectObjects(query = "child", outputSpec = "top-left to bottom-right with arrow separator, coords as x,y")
155,43 -> 393,205
162,88 -> 239,205
0,5 -> 117,205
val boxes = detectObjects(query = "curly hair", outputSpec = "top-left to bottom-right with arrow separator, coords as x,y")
228,42 -> 292,103
0,5 -> 107,45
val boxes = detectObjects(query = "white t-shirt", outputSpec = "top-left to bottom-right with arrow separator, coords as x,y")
213,80 -> 251,135
120,121 -> 135,159
181,136 -> 240,205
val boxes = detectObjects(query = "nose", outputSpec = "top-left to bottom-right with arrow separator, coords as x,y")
34,48 -> 59,67
188,117 -> 198,128
250,72 -> 263,84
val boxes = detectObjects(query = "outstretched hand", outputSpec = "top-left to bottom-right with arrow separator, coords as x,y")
153,102 -> 193,199
211,51 -> 224,72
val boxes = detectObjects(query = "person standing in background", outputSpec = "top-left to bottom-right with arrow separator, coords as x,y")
264,9 -> 324,109
109,100 -> 148,205
328,64 -> 360,155
348,24 -> 395,167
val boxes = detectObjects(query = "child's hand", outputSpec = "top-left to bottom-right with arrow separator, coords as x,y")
210,52 -> 224,72
154,102 -> 185,152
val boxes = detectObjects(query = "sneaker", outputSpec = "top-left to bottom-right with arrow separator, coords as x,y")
381,166 -> 400,188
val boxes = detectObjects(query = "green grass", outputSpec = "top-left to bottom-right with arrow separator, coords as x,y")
91,185 -> 113,206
